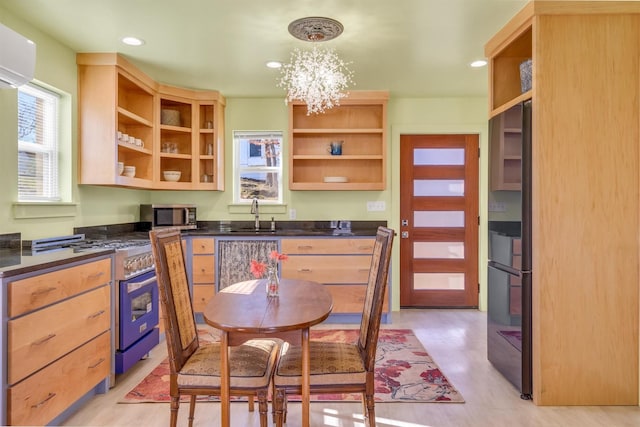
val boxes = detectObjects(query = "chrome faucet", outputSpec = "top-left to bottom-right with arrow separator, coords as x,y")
251,198 -> 260,230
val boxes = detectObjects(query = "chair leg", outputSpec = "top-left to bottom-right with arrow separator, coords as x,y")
169,396 -> 180,427
364,392 -> 376,427
273,387 -> 286,427
257,390 -> 269,427
188,395 -> 196,427
248,395 -> 255,412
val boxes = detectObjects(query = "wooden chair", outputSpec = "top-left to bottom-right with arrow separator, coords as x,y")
272,226 -> 394,427
149,228 -> 279,427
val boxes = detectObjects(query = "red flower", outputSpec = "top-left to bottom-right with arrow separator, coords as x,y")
250,259 -> 267,278
251,251 -> 287,278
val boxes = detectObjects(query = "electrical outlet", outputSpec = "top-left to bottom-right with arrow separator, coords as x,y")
488,202 -> 506,212
366,201 -> 386,212
289,208 -> 296,219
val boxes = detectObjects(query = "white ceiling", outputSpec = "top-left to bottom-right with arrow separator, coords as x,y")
1,0 -> 528,98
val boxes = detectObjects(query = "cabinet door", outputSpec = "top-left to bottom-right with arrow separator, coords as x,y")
8,258 -> 111,317
8,332 -> 110,426
282,255 -> 371,284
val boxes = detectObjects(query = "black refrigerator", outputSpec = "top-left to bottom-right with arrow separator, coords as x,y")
487,100 -> 532,399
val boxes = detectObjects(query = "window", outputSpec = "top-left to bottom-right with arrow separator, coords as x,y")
233,131 -> 283,204
17,83 -> 60,201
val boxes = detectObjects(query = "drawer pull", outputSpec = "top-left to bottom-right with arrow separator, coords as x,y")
88,309 -> 106,319
31,286 -> 57,297
298,268 -> 312,273
88,357 -> 106,369
31,392 -> 56,408
358,268 -> 370,272
32,333 -> 56,346
358,246 -> 373,251
88,271 -> 105,280
297,245 -> 313,250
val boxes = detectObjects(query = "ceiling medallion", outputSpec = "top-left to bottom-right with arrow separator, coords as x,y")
288,17 -> 344,42
278,17 -> 355,115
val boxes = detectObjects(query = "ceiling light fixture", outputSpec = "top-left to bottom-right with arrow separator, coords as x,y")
470,59 -> 487,68
121,36 -> 144,46
278,17 -> 354,115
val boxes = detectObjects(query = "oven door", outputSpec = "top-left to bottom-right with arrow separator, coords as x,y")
119,270 -> 159,350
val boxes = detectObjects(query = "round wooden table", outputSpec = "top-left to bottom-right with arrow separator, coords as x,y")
203,278 -> 333,427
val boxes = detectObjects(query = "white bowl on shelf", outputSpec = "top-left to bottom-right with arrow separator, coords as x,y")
323,176 -> 348,183
117,162 -> 124,175
163,170 -> 181,182
123,165 -> 136,178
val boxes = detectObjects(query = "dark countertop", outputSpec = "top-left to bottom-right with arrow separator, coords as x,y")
0,247 -> 114,279
187,220 -> 384,237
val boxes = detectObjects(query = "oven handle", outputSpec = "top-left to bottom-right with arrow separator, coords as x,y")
127,276 -> 157,293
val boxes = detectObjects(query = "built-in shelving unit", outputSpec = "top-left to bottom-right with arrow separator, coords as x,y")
77,53 -> 225,190
288,91 -> 388,190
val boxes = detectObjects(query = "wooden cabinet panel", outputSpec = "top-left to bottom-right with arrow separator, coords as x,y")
192,255 -> 215,283
192,237 -> 215,254
282,238 -> 374,255
326,284 -> 389,314
7,332 -> 110,426
7,285 -> 110,385
192,284 -> 215,313
8,258 -> 111,317
282,255 -> 371,284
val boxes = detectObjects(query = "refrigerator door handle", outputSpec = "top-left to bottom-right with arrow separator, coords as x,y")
488,260 -> 521,276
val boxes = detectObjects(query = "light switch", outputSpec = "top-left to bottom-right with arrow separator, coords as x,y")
289,208 -> 296,219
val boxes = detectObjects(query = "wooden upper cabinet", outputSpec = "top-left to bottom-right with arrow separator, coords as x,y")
288,91 -> 388,190
77,53 -> 225,190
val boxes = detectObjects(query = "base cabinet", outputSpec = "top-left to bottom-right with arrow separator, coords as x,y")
281,237 -> 388,319
189,237 -> 216,313
2,256 -> 113,425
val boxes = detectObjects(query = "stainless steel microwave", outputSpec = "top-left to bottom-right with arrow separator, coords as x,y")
140,204 -> 197,230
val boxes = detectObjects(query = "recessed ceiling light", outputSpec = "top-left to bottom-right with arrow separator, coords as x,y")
470,59 -> 487,68
266,61 -> 282,69
121,36 -> 145,46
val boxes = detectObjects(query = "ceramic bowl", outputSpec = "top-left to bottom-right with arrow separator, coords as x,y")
117,162 -> 124,175
123,165 -> 136,178
163,170 -> 181,182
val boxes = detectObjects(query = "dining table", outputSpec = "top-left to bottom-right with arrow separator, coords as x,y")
203,278 -> 333,427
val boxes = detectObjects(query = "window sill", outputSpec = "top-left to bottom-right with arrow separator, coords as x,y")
228,204 -> 287,215
13,202 -> 77,219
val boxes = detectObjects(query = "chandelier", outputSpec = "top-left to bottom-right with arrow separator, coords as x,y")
278,17 -> 355,115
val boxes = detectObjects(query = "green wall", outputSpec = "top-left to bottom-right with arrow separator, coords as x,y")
0,8 -> 490,311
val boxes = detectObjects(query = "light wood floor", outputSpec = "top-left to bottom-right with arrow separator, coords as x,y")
62,309 -> 640,427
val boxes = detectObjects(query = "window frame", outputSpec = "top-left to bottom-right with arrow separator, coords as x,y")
17,82 -> 61,202
233,130 -> 284,205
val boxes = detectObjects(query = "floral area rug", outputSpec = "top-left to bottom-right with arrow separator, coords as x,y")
120,328 -> 464,403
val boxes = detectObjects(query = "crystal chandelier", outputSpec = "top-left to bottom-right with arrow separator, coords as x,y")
278,17 -> 355,115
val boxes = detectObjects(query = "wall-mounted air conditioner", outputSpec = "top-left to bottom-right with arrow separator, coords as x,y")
0,23 -> 36,88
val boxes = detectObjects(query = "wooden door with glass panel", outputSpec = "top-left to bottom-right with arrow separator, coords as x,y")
400,134 -> 479,307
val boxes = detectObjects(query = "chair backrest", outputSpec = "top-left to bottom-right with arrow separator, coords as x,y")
149,228 -> 199,374
357,226 -> 394,371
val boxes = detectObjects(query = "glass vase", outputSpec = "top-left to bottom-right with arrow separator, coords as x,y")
266,267 -> 279,298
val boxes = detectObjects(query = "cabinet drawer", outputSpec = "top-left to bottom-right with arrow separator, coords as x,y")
8,258 -> 111,317
8,331 -> 110,427
192,255 -> 215,283
282,255 -> 371,284
192,284 -> 215,313
282,238 -> 375,255
192,238 -> 215,254
326,284 -> 389,314
8,285 -> 110,385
